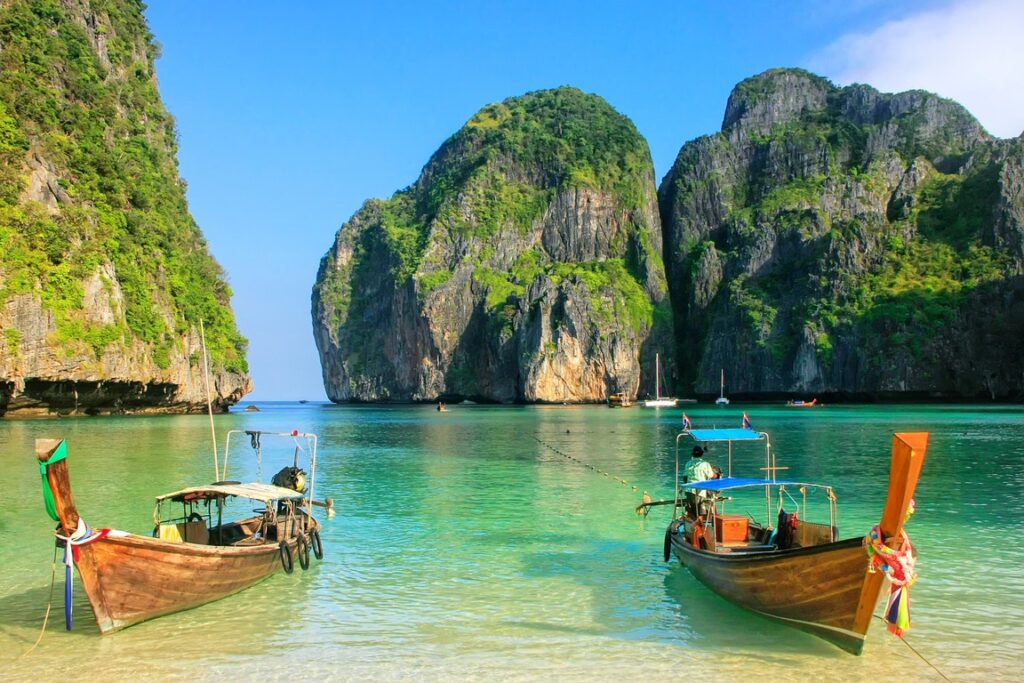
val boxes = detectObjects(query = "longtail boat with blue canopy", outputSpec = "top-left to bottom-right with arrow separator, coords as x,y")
33,430 -> 331,634
638,420 -> 928,654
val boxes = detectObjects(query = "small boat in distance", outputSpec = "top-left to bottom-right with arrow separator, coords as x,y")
33,430 -> 329,634
715,369 -> 729,405
645,422 -> 928,654
643,353 -> 678,408
786,398 -> 819,407
607,392 -> 633,408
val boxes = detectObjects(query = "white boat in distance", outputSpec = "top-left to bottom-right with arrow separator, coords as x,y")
643,354 -> 678,408
716,368 -> 730,405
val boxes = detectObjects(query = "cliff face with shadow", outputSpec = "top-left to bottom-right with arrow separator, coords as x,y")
659,68 -> 1024,400
0,0 -> 250,416
313,87 -> 672,403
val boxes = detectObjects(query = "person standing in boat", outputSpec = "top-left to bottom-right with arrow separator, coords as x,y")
683,446 -> 719,516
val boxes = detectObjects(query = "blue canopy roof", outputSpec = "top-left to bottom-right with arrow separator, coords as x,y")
686,428 -> 764,442
683,477 -> 827,492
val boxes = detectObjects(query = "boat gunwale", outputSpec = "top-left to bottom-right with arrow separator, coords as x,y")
670,534 -> 863,564
93,517 -> 319,558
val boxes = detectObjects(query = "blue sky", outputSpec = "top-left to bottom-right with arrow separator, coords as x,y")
143,1 -> 1024,401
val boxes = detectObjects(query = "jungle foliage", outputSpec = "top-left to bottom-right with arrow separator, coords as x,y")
0,0 -> 247,372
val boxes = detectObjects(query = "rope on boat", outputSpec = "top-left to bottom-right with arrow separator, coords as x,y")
872,615 -> 952,682
17,546 -> 58,659
531,433 -> 660,511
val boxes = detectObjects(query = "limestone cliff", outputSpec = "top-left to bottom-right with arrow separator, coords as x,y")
0,0 -> 250,416
313,87 -> 671,402
660,68 -> 1024,399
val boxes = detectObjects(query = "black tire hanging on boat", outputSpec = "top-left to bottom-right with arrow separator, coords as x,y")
296,535 -> 310,570
663,527 -> 673,562
310,529 -> 323,560
279,541 -> 294,574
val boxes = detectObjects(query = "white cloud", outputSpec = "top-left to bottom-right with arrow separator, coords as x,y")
810,0 -> 1024,138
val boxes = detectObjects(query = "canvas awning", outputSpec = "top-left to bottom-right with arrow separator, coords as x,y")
685,428 -> 765,442
682,477 -> 830,492
156,482 -> 304,504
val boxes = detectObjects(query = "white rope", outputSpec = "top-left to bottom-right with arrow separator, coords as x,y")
17,547 -> 58,659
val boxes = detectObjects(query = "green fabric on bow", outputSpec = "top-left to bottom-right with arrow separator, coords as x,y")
39,440 -> 67,522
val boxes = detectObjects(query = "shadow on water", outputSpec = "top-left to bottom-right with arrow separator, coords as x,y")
0,580 -> 100,644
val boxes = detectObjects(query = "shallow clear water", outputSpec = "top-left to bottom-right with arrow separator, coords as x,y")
1,403 -> 1022,681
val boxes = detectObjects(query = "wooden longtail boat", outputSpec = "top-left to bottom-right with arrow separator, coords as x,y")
34,430 -> 327,634
785,398 -> 818,407
650,426 -> 927,654
607,392 -> 634,408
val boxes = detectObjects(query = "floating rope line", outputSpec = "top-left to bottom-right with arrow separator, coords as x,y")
531,433 -> 639,488
872,615 -> 952,682
531,434 -> 662,515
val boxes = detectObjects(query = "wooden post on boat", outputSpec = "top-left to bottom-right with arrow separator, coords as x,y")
851,432 -> 929,637
36,438 -> 79,535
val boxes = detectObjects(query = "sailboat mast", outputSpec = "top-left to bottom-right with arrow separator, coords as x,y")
720,369 -> 724,399
655,353 -> 661,399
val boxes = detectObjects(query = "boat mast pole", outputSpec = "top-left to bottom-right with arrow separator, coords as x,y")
765,436 -> 772,523
200,319 -> 219,481
655,354 -> 660,400
674,433 -> 681,516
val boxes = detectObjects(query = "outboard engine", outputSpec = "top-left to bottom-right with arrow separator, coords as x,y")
271,466 -> 307,493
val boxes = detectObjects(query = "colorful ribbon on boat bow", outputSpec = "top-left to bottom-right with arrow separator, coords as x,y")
55,518 -> 110,630
864,499 -> 917,637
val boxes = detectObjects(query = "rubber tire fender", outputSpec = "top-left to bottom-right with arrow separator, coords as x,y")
664,526 -> 673,562
279,541 -> 294,574
310,529 -> 324,560
296,535 -> 311,570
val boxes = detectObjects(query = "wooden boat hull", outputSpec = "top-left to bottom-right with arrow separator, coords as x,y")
669,534 -> 872,653
35,438 -> 322,635
73,529 -> 312,633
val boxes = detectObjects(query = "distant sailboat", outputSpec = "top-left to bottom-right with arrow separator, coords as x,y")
643,354 -> 678,408
715,369 -> 730,405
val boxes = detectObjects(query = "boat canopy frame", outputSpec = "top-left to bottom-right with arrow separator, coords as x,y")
221,430 -> 319,516
674,427 -> 837,530
156,482 -> 305,504
152,430 -> 320,545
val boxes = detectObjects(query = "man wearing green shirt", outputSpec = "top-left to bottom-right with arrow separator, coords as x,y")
683,446 -> 719,516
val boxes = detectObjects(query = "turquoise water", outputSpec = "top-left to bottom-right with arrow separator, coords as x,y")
1,403 -> 1022,680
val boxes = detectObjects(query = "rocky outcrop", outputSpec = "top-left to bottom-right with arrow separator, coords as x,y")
0,0 -> 250,416
660,68 -> 1024,400
313,88 -> 671,402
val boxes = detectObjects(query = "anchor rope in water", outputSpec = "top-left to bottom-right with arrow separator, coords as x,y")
531,433 -> 659,502
872,615 -> 952,682
18,546 -> 58,659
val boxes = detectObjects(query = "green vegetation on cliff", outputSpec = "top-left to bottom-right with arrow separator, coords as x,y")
313,86 -> 670,402
0,0 -> 247,372
317,86 -> 663,336
359,87 -> 655,287
663,68 -> 1022,397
